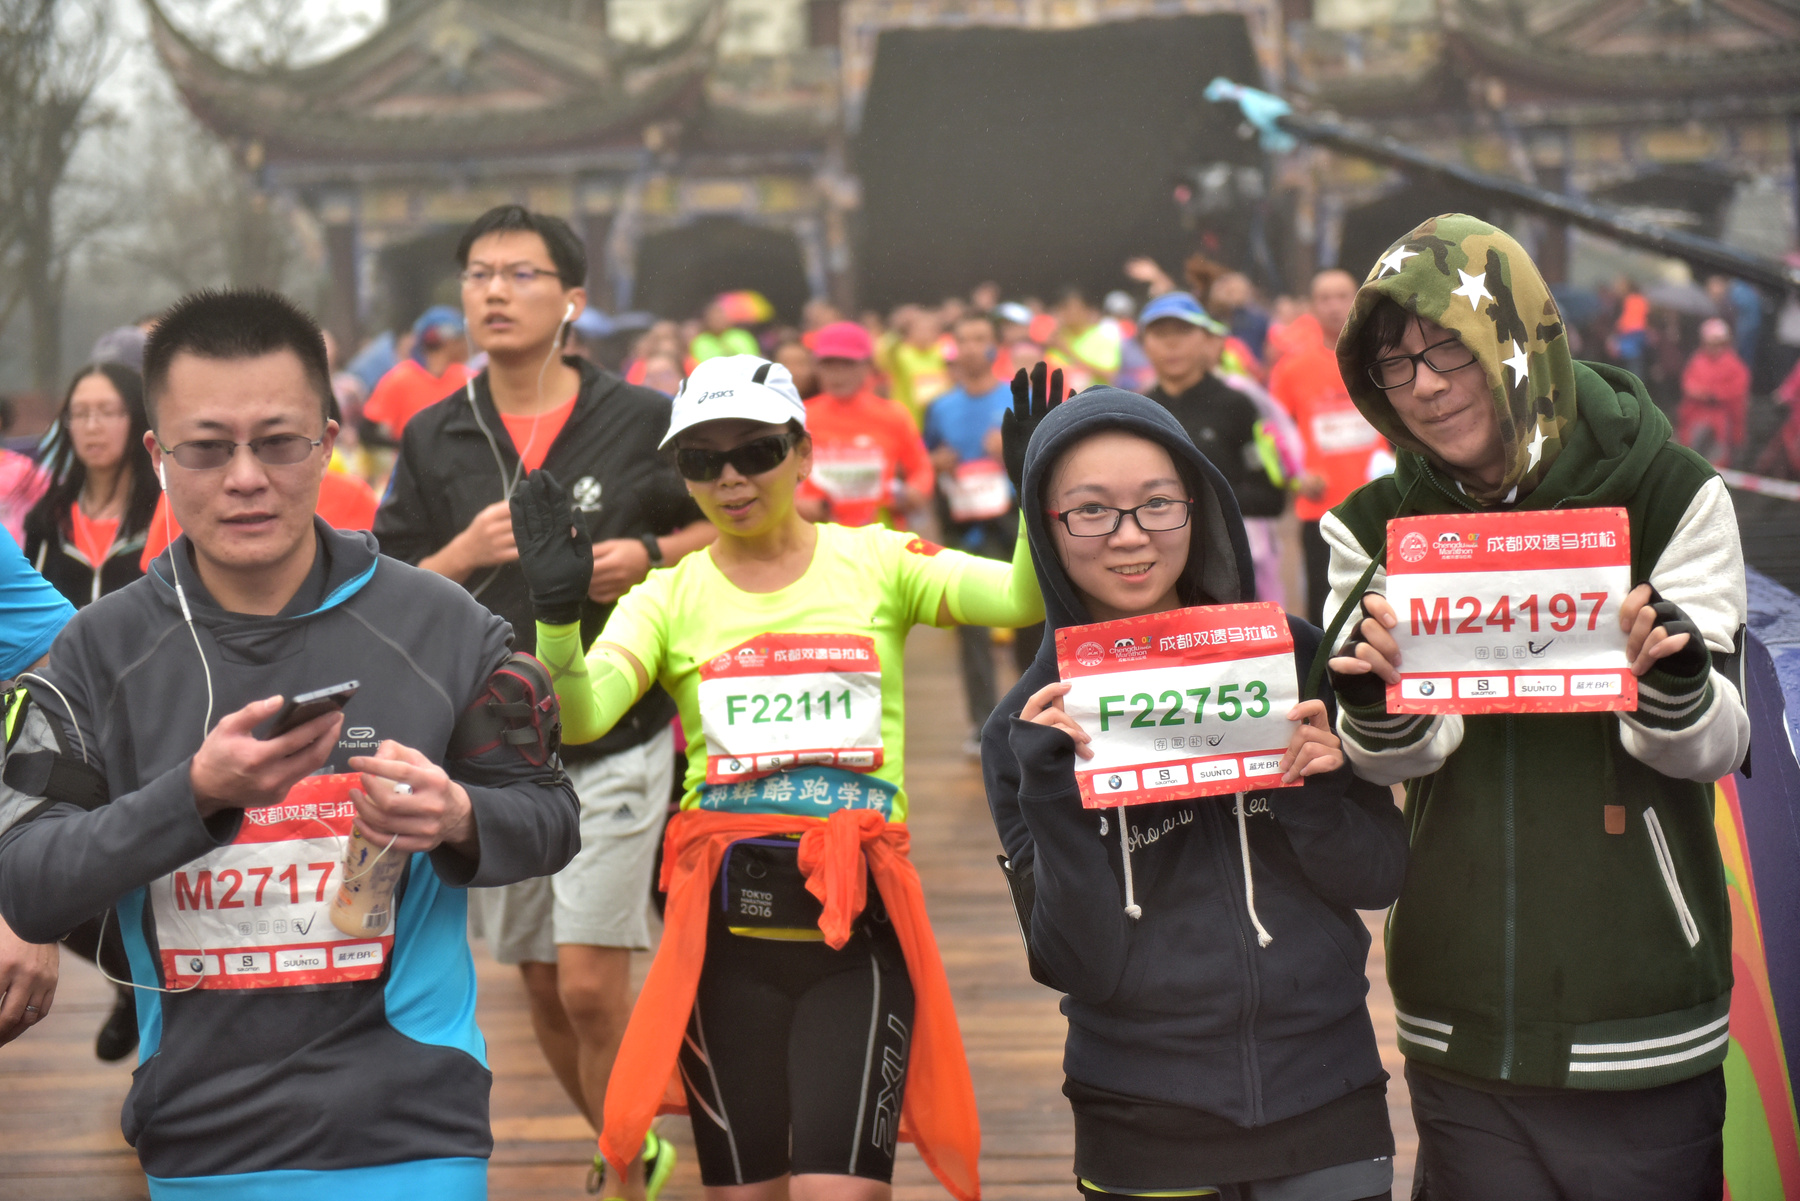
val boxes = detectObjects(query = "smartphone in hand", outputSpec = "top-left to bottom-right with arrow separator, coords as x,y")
264,681 -> 360,739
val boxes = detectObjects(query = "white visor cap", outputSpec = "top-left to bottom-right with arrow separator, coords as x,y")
660,355 -> 808,448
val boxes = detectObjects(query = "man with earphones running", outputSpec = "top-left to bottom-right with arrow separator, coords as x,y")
0,288 -> 580,1199
374,204 -> 710,1199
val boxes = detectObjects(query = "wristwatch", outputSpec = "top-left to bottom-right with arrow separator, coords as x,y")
639,532 -> 665,567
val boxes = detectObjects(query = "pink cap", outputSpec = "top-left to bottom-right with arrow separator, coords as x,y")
806,320 -> 874,361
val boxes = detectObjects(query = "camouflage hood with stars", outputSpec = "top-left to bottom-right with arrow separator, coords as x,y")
1336,213 -> 1577,504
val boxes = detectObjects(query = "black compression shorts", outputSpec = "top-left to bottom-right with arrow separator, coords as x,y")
678,896 -> 915,1186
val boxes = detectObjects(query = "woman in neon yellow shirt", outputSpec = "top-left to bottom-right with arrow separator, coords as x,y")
510,353 -> 1047,1201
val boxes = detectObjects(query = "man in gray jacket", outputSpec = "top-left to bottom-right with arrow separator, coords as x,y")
0,288 -> 578,1198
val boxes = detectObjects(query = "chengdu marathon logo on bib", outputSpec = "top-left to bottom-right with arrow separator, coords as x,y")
1110,634 -> 1150,663
1433,530 -> 1479,560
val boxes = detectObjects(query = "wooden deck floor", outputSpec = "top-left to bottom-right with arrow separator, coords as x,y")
0,625 -> 1414,1200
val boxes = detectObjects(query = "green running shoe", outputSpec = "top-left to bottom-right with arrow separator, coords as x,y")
642,1130 -> 677,1201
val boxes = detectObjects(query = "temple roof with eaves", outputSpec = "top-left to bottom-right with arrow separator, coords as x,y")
1444,0 -> 1800,99
1295,0 -> 1800,116
146,0 -> 727,164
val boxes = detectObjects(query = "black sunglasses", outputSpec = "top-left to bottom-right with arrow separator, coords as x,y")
675,433 -> 796,482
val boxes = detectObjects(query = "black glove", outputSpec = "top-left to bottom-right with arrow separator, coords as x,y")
1326,592 -> 1387,707
1001,361 -> 1066,499
1641,587 -> 1707,678
510,470 -> 592,626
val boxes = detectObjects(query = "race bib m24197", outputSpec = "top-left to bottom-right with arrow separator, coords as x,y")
1383,508 -> 1636,715
1055,602 -> 1301,808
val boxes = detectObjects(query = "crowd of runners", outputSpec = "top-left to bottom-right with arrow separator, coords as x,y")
0,204 -> 1751,1201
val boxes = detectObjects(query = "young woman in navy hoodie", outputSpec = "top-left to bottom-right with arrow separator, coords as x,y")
984,383 -> 1407,1201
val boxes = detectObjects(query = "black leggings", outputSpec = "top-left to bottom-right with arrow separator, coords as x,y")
678,903 -> 915,1186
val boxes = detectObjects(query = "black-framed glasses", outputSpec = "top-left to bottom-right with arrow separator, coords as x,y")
459,265 -> 562,288
1047,497 -> 1193,537
1367,337 -> 1479,390
676,433 -> 796,482
157,434 -> 323,470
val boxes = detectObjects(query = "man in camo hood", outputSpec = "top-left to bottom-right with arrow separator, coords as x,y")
1339,213 -> 1577,504
1321,215 -> 1750,1199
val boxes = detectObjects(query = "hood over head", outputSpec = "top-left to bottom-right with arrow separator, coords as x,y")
1337,213 -> 1577,503
1019,387 -> 1256,650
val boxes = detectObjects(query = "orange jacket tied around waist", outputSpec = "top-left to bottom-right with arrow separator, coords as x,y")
599,807 -> 981,1201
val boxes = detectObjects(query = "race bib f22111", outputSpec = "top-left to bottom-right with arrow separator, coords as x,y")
149,774 -> 393,991
1383,508 -> 1637,715
698,633 -> 884,784
1054,602 -> 1301,808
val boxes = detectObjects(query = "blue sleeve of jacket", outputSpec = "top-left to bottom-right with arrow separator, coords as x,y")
0,527 -> 74,678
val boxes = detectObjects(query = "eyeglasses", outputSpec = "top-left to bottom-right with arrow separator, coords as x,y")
67,406 -> 128,425
459,265 -> 562,289
675,433 -> 796,482
1368,337 -> 1479,390
157,434 -> 323,470
1047,497 -> 1193,537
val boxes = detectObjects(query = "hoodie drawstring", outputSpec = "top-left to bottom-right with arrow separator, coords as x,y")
1118,814 -> 1142,920
1235,792 -> 1273,947
1118,797 -> 1271,942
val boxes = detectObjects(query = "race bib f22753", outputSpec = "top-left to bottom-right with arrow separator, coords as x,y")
1383,508 -> 1636,715
149,774 -> 392,990
698,633 -> 884,785
1055,603 -> 1301,808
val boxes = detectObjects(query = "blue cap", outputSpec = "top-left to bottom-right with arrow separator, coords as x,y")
1137,292 -> 1228,335
411,305 -> 465,339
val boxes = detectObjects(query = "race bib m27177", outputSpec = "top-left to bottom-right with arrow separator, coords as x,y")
149,773 -> 393,990
1055,602 -> 1301,808
1383,508 -> 1636,715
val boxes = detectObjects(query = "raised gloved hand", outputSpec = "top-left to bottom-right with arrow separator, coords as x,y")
510,471 -> 593,626
1001,361 -> 1066,498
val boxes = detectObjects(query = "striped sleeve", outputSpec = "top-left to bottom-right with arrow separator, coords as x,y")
1617,477 -> 1750,782
1320,510 -> 1466,786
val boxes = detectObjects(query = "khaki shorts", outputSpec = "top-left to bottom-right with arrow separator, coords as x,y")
469,725 -> 674,963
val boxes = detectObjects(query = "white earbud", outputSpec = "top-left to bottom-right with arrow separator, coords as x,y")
564,301 -> 576,321
158,462 -> 167,491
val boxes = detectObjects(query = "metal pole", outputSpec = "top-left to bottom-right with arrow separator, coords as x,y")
1279,112 -> 1800,296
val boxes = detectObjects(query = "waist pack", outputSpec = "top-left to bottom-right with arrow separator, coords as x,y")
718,835 -> 890,936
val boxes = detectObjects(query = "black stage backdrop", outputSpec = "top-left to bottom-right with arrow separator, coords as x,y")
854,15 -> 1264,312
